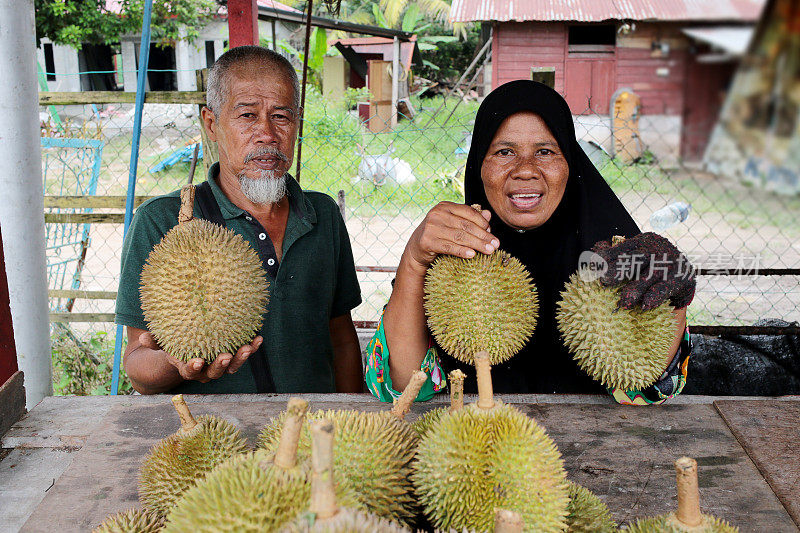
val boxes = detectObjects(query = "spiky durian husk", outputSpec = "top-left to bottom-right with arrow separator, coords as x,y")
424,250 -> 538,365
412,402 -> 569,532
565,481 -> 616,533
257,409 -> 419,525
623,513 -> 739,533
280,508 -> 410,533
163,450 -> 360,533
412,407 -> 448,437
93,509 -> 164,533
140,219 -> 269,362
139,415 -> 248,517
556,272 -> 677,390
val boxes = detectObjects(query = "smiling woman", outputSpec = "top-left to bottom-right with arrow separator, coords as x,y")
365,80 -> 695,405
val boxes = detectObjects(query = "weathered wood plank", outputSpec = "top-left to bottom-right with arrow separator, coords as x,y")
44,196 -> 153,209
0,371 -> 25,439
714,400 -> 800,529
39,91 -> 206,105
48,290 -> 117,300
44,213 -> 123,224
49,313 -> 115,323
18,396 -> 797,533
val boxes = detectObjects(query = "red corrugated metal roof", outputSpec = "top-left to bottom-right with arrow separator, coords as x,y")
450,0 -> 765,23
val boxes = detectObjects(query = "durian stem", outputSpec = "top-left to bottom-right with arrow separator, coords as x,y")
494,509 -> 524,533
309,419 -> 339,520
448,369 -> 466,412
171,395 -> 198,432
611,235 -> 626,246
390,370 -> 428,420
674,457 -> 703,527
178,185 -> 195,224
274,397 -> 309,470
475,352 -> 495,409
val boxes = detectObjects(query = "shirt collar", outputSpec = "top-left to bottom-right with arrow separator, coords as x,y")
206,162 -> 316,225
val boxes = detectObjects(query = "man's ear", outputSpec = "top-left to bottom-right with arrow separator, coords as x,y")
201,106 -> 218,142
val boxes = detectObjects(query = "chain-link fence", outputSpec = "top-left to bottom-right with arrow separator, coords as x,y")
39,77 -> 800,393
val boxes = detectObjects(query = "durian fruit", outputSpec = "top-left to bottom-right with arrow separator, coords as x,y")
423,211 -> 538,365
556,257 -> 677,390
412,369 -> 466,436
494,509 -> 524,533
140,184 -> 269,362
413,352 -> 569,532
164,398 -> 360,533
565,481 -> 616,533
258,371 -> 429,526
623,457 -> 738,533
279,419 -> 410,533
139,395 -> 248,517
93,509 -> 164,533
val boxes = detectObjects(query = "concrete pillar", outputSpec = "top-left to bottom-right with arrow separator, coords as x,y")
121,40 -> 137,92
174,29 -> 196,91
0,0 -> 53,408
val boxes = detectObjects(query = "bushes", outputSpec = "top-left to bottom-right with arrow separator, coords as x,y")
51,327 -> 133,395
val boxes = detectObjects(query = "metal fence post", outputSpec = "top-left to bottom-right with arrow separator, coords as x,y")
111,0 -> 154,395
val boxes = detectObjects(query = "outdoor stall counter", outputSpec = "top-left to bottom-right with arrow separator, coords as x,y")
1,394 -> 798,532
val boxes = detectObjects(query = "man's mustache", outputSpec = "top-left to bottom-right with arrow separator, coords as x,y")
244,146 -> 289,164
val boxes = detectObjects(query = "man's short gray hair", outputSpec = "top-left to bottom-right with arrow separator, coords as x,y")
206,46 -> 300,114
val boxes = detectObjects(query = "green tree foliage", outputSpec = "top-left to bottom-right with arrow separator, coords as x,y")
35,0 -> 219,49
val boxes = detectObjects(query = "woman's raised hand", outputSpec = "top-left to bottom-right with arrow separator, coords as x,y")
591,232 -> 696,311
403,202 -> 500,272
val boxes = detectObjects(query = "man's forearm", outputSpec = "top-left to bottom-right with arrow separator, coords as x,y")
330,314 -> 364,393
125,346 -> 184,394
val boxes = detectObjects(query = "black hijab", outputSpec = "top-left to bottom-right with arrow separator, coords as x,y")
441,80 -> 640,394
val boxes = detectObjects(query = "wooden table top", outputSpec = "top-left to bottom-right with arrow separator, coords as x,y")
1,394 -> 798,533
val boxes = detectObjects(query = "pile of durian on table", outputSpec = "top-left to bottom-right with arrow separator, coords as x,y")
113,192 -> 730,531
93,360 -> 737,533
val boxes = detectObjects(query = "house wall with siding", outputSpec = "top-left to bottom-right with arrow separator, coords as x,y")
491,21 -> 734,162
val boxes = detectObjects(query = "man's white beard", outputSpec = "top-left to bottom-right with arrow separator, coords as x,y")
238,169 -> 288,205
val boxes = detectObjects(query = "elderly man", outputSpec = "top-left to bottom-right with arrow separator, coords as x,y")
115,46 -> 363,394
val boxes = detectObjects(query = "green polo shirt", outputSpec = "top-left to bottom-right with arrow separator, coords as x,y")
115,163 -> 361,394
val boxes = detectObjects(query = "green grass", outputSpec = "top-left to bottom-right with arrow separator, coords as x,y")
598,157 -> 800,238
51,327 -> 133,396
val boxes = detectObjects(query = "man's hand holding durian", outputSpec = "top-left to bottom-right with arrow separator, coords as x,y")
124,328 -> 263,394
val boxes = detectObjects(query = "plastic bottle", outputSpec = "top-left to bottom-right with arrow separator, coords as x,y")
649,202 -> 691,231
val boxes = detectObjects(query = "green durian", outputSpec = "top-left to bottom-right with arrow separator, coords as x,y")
556,270 -> 677,390
165,398 -> 360,533
140,185 -> 269,362
93,509 -> 164,533
565,481 -> 616,533
424,248 -> 538,365
412,369 -> 466,437
623,457 -> 738,533
259,372 -> 429,526
138,395 -> 248,517
279,419 -> 409,533
412,353 -> 569,532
